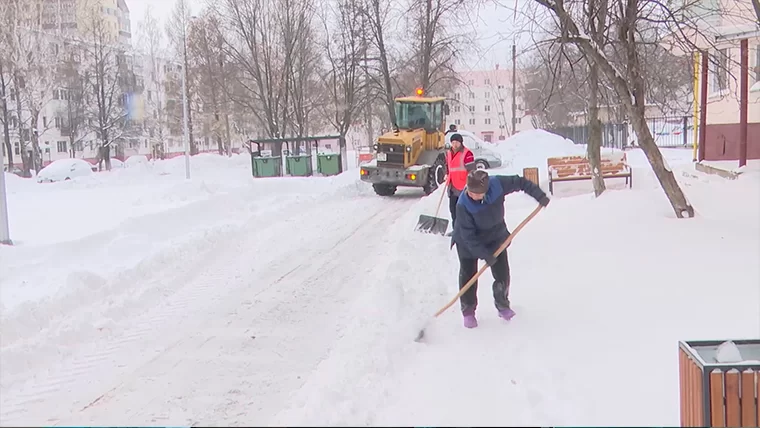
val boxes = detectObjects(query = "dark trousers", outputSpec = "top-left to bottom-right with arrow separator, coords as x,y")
448,189 -> 459,227
456,247 -> 511,315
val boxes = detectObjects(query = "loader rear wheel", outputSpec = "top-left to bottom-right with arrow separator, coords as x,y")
373,183 -> 397,196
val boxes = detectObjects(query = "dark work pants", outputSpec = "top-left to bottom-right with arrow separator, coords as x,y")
456,247 -> 511,315
448,189 -> 459,227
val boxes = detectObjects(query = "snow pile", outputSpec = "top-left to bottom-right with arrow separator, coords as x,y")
490,129 -> 588,174
715,340 -> 744,363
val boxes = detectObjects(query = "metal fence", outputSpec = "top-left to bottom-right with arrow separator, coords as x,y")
550,123 -> 629,150
550,116 -> 695,149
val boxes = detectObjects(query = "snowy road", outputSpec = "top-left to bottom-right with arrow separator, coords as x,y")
0,179 -> 420,426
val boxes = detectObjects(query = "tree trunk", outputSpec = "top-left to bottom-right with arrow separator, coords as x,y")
0,62 -> 13,169
13,73 -> 30,177
587,62 -> 606,197
223,112 -> 232,156
30,115 -> 42,173
629,108 -> 693,217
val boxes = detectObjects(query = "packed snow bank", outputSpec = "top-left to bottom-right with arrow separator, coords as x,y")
0,153 -> 373,325
273,154 -> 760,426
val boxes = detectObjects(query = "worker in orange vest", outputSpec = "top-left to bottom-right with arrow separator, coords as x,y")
445,133 -> 475,234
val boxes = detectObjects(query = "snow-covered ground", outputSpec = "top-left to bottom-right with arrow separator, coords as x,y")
1,131 -> 758,426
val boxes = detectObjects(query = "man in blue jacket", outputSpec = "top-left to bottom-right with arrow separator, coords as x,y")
451,169 -> 550,328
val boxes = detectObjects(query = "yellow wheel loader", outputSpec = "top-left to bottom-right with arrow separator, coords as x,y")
359,90 -> 450,196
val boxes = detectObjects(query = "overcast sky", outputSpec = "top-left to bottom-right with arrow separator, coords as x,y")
125,0 -> 535,72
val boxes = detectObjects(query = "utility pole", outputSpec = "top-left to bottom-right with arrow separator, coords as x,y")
0,142 -> 12,245
511,43 -> 517,136
181,15 -> 192,179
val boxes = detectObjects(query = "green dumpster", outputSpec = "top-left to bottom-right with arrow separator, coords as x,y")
252,156 -> 282,177
285,155 -> 313,177
317,153 -> 341,176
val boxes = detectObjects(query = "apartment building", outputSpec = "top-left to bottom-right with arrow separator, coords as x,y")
39,0 -> 131,45
446,65 -> 535,143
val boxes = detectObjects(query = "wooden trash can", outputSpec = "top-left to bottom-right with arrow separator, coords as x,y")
522,167 -> 539,187
679,339 -> 760,427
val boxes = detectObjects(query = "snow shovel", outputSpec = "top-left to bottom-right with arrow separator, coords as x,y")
414,204 -> 545,342
414,183 -> 449,236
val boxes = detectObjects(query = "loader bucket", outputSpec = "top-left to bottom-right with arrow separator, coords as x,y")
414,214 -> 449,236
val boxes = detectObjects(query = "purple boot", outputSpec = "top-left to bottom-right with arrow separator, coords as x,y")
463,313 -> 478,328
498,308 -> 516,321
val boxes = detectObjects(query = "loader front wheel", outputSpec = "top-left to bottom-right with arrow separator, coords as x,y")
373,183 -> 397,196
423,154 -> 447,195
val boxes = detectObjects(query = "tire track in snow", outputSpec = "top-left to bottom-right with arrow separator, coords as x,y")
0,189 -> 417,426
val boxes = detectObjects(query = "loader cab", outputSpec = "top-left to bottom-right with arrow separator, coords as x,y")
393,94 -> 449,134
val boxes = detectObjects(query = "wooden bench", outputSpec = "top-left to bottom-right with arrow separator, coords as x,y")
547,152 -> 632,194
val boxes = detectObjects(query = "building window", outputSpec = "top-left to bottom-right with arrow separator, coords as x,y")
483,134 -> 492,142
469,92 -> 474,99
454,93 -> 460,100
468,106 -> 475,112
484,79 -> 490,85
454,119 -> 461,125
710,48 -> 729,93
467,80 -> 474,85
485,118 -> 491,125
454,105 -> 460,113
57,141 -> 67,153
484,105 -> 491,112
485,92 -> 490,98
469,118 -> 475,125
54,117 -> 62,128
755,45 -> 760,82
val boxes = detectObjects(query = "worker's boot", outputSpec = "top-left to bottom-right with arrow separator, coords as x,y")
463,311 -> 478,328
498,308 -> 516,321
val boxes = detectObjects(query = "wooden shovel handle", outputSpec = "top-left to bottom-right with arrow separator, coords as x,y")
433,204 -> 544,318
432,182 -> 448,217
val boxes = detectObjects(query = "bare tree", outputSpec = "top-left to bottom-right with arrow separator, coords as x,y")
188,12 -> 234,155
406,0 -> 474,95
283,0 -> 321,145
0,1 -> 16,171
585,0 -> 608,196
57,54 -> 89,159
359,0 -> 398,124
319,0 -> 370,142
5,0 -> 63,174
525,0 -> 698,216
166,0 -> 198,154
78,0 -> 131,171
138,5 -> 169,159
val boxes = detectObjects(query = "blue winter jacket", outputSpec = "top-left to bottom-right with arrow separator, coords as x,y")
452,175 -> 548,264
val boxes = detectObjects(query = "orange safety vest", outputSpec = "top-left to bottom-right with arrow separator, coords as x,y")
446,147 -> 472,191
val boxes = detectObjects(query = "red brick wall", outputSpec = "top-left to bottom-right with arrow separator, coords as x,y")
704,123 -> 760,161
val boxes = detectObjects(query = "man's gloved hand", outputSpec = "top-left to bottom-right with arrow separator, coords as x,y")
538,196 -> 550,208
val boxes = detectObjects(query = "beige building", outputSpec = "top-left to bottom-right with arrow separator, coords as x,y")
691,0 -> 760,161
446,66 -> 535,143
40,0 -> 131,45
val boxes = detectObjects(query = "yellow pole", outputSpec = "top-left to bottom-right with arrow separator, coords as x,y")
692,51 -> 700,162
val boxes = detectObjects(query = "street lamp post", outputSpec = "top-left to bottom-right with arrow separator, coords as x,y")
181,51 -> 190,180
181,16 -> 196,180
0,143 -> 12,245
